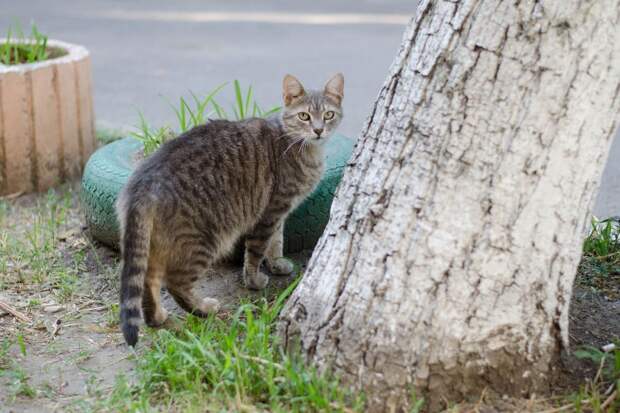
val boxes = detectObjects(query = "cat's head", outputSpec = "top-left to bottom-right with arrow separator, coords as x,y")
281,73 -> 344,144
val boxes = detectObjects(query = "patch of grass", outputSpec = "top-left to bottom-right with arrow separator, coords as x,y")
215,79 -> 281,121
575,344 -> 620,384
583,218 -> 620,258
578,217 -> 620,300
26,298 -> 41,311
571,344 -> 620,412
0,337 -> 37,400
133,81 -> 281,156
166,83 -> 226,134
0,187 -> 86,301
0,338 -> 12,370
96,127 -> 126,145
2,366 -> 37,400
409,390 -> 425,413
72,348 -> 95,367
130,113 -> 175,156
105,303 -> 120,328
1,22 -> 49,65
87,281 -> 364,412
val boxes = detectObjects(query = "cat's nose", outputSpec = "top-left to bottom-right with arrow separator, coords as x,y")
313,128 -> 324,137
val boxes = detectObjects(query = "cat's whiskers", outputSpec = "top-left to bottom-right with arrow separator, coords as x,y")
274,133 -> 292,142
297,138 -> 308,157
282,136 -> 305,157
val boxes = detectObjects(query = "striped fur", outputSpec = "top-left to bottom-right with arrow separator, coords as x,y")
117,74 -> 344,346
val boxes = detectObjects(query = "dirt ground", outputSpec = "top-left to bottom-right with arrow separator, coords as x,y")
0,185 -> 618,412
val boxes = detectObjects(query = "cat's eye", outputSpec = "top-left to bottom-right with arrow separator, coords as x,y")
323,111 -> 335,120
297,112 -> 310,121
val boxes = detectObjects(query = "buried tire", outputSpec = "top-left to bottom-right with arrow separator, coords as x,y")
81,135 -> 355,253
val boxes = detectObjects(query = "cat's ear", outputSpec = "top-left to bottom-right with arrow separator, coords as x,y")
283,74 -> 306,106
324,73 -> 344,105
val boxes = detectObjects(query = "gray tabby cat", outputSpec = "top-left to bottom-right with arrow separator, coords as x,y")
117,73 -> 344,346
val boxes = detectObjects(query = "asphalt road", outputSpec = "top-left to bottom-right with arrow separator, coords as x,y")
2,0 -> 618,217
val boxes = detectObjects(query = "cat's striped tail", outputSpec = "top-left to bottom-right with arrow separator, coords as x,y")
118,200 -> 153,347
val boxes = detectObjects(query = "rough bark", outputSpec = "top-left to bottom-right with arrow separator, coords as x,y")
278,0 -> 620,410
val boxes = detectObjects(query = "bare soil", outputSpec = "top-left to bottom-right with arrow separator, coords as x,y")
0,186 -> 618,412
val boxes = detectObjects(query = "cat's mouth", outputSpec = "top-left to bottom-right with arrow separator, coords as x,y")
307,133 -> 329,143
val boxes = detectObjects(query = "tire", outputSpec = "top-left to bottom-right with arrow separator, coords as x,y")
81,134 -> 354,254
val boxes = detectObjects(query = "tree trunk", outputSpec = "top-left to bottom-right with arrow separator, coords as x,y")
278,0 -> 620,410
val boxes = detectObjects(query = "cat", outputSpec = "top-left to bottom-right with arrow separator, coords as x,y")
117,73 -> 344,346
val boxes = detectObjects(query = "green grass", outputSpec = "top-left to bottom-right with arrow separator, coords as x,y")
575,343 -> 620,384
0,187 -> 85,302
0,336 -> 37,401
571,343 -> 620,412
96,127 -> 127,145
1,22 -> 50,65
105,303 -> 120,328
2,365 -> 37,400
583,218 -> 620,259
132,81 -> 281,156
130,113 -> 175,156
83,281 -> 364,412
569,217 -> 620,411
578,217 -> 620,300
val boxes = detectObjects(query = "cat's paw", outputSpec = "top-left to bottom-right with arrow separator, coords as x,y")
267,257 -> 295,275
244,270 -> 269,290
199,297 -> 220,313
145,307 -> 168,327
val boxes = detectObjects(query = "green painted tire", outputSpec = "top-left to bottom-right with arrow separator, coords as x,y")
81,134 -> 354,253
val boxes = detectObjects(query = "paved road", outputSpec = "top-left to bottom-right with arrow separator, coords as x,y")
2,0 -> 618,217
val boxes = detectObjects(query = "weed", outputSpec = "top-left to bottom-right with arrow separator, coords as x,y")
230,79 -> 281,120
26,298 -> 41,311
133,81 -> 281,156
0,338 -> 36,400
0,187 -> 85,301
1,22 -> 49,65
0,338 -> 11,370
578,217 -> 620,300
409,389 -> 425,413
96,127 -> 126,145
574,344 -> 620,383
16,333 -> 27,356
105,303 -> 120,328
166,83 -> 226,133
2,366 -> 37,400
72,348 -> 95,367
91,280 -> 364,412
583,218 -> 620,259
572,343 -> 620,412
129,112 -> 175,156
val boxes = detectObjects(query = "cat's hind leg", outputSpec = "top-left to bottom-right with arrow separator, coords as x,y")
142,264 -> 168,327
167,256 -> 220,317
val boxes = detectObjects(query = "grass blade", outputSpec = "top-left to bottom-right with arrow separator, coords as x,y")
245,85 -> 253,118
234,80 -> 244,119
212,99 -> 228,119
262,105 -> 282,118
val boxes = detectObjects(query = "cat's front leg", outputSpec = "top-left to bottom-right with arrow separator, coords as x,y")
244,234 -> 271,290
244,209 -> 290,289
265,223 -> 295,276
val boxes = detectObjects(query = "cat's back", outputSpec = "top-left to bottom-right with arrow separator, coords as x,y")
132,118 -> 270,180
122,117 -> 279,215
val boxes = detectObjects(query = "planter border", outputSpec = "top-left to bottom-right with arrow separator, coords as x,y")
0,39 -> 89,72
0,39 -> 95,195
